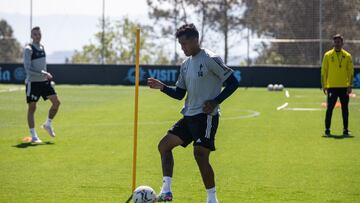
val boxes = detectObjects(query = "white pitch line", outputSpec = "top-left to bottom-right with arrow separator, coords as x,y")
276,102 -> 288,110
285,90 -> 290,98
221,110 -> 261,120
0,87 -> 25,93
0,109 -> 261,128
284,107 -> 322,111
138,110 -> 261,123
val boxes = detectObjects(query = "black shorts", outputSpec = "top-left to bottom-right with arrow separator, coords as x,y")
25,81 -> 56,103
168,113 -> 219,151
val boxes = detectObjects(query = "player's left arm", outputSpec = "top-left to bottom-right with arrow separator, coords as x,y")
203,56 -> 239,114
347,54 -> 354,94
203,74 -> 239,113
214,73 -> 239,104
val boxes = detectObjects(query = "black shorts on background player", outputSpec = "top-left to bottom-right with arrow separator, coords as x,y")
168,113 -> 219,151
26,81 -> 56,103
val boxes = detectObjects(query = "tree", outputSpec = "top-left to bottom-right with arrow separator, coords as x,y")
199,0 -> 244,64
147,0 -> 189,64
243,0 -> 360,65
147,0 -> 244,64
0,19 -> 22,63
71,17 -> 170,64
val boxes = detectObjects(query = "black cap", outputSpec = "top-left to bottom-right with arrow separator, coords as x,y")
333,34 -> 343,40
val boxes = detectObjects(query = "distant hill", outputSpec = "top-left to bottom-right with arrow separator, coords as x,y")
0,12 -> 244,65
47,50 -> 74,64
0,12 -> 101,53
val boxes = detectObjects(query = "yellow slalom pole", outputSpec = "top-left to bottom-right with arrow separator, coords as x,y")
131,28 -> 140,193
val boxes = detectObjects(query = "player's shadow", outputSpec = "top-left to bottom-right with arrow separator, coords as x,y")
322,134 -> 354,139
12,141 -> 54,149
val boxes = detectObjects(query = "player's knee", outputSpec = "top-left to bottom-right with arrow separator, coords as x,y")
158,141 -> 169,154
326,106 -> 335,111
28,104 -> 36,113
193,150 -> 208,163
340,103 -> 348,110
158,134 -> 178,154
53,99 -> 61,108
158,142 -> 163,153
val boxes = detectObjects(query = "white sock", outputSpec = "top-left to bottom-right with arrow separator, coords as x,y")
30,128 -> 38,138
45,118 -> 52,126
160,176 -> 172,193
206,187 -> 218,203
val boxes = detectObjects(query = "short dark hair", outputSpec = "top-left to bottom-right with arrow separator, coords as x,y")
333,33 -> 343,41
175,23 -> 199,39
31,26 -> 40,33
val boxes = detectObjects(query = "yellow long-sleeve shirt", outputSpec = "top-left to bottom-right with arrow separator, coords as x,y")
321,48 -> 354,88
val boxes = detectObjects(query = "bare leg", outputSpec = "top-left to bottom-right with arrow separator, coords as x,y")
158,133 -> 183,177
193,146 -> 215,189
194,145 -> 218,202
27,102 -> 37,129
47,95 -> 60,119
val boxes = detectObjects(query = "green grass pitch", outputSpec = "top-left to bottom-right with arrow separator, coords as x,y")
0,84 -> 359,202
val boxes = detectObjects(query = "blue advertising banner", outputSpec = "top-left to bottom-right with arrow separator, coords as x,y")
0,64 -> 359,88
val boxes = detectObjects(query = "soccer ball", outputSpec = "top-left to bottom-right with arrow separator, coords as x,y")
132,186 -> 156,203
273,84 -> 279,91
278,84 -> 284,91
267,84 -> 274,91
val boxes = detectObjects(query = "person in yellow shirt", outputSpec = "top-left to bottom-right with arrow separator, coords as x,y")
321,34 -> 354,136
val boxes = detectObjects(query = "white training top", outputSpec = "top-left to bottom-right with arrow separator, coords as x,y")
176,48 -> 233,116
23,43 -> 47,83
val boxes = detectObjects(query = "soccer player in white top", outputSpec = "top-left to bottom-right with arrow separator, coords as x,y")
148,24 -> 239,203
23,27 -> 61,143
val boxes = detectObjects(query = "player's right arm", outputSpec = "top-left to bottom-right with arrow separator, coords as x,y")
347,54 -> 354,94
147,78 -> 186,100
321,53 -> 328,95
23,45 -> 52,80
24,46 -> 41,75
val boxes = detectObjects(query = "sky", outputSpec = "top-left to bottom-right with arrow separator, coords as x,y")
0,0 -> 150,62
1,0 -> 148,16
0,0 -> 251,64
